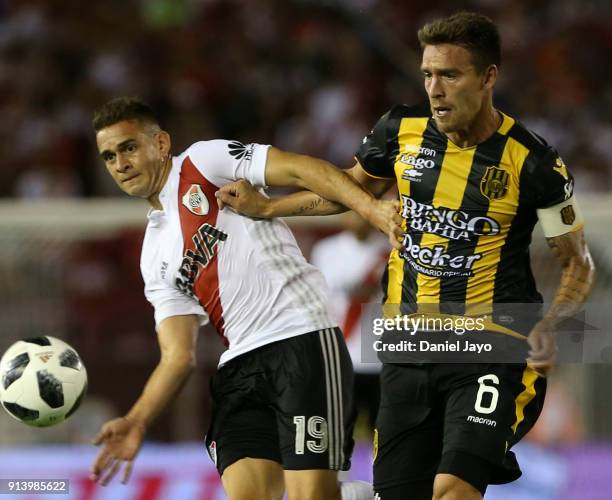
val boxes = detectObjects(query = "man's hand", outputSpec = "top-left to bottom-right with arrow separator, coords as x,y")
365,199 -> 404,250
526,318 -> 558,376
216,180 -> 270,217
90,416 -> 146,485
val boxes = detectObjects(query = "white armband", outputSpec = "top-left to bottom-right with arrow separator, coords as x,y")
537,195 -> 584,237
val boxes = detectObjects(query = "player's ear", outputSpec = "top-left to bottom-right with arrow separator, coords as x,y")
157,130 -> 171,158
482,64 -> 498,90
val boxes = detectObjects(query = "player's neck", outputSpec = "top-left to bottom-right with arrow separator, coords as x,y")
446,103 -> 502,148
147,156 -> 172,210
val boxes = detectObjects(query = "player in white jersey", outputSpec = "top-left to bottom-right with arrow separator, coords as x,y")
89,97 -> 400,500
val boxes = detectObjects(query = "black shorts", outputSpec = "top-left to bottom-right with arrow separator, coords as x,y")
373,362 -> 546,498
205,327 -> 355,475
354,372 -> 381,430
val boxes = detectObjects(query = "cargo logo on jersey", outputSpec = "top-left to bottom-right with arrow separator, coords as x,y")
401,196 -> 500,241
560,205 -> 576,225
480,166 -> 509,201
228,141 -> 254,161
399,154 -> 435,183
182,184 -> 209,216
176,223 -> 228,297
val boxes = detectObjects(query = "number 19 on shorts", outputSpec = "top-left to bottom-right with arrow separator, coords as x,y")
293,416 -> 328,454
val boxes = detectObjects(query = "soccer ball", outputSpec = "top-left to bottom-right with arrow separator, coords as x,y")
0,336 -> 87,427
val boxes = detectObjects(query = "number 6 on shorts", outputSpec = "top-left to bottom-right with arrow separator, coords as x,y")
474,374 -> 499,414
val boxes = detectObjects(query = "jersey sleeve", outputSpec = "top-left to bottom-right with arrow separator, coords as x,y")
529,149 -> 575,208
144,279 -> 209,330
187,140 -> 270,187
355,110 -> 396,179
525,149 -> 583,236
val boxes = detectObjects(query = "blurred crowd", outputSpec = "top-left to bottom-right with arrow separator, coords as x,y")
0,0 -> 611,198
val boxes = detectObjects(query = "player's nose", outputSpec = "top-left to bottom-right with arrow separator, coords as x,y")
426,76 -> 444,98
114,153 -> 132,172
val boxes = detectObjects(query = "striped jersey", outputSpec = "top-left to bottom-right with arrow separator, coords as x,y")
141,140 -> 335,366
356,103 -> 575,313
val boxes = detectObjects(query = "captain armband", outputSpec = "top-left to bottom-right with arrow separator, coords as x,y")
537,195 -> 584,237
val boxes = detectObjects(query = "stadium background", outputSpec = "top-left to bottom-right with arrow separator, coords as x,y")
0,0 -> 611,498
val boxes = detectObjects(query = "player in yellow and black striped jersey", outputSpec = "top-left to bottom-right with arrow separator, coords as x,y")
351,15 -> 593,500
357,102 -> 575,312
214,11 -> 596,500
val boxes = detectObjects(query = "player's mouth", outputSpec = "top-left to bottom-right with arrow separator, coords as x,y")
433,106 -> 452,118
122,174 -> 140,183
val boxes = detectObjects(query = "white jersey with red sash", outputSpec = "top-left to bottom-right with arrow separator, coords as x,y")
141,140 -> 335,366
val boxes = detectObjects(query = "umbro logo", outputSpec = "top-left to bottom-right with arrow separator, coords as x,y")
228,141 -> 254,161
402,168 -> 424,182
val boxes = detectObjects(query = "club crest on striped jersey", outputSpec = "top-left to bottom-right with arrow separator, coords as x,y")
560,205 -> 576,225
480,166 -> 509,201
182,184 -> 209,216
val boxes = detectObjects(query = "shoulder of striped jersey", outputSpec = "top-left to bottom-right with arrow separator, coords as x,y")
506,120 -> 555,156
506,119 -> 558,173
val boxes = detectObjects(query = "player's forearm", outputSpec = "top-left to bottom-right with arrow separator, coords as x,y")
266,148 -> 378,220
262,190 -> 348,217
288,157 -> 378,220
542,229 -> 595,326
544,261 -> 594,324
126,355 -> 195,429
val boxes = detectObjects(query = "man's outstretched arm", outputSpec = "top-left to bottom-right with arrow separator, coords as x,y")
527,227 -> 595,372
216,152 -> 397,222
90,315 -> 200,485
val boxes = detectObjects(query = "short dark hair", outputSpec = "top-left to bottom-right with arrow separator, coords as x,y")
417,12 -> 501,73
92,96 -> 160,132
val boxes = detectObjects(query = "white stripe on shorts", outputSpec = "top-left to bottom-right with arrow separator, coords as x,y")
319,328 -> 344,469
330,329 -> 345,467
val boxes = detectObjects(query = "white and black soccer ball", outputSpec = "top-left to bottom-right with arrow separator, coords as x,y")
0,336 -> 87,427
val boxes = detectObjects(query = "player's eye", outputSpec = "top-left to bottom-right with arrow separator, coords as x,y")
126,144 -> 137,153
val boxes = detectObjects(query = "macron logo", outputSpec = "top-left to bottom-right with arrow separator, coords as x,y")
467,415 -> 497,427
